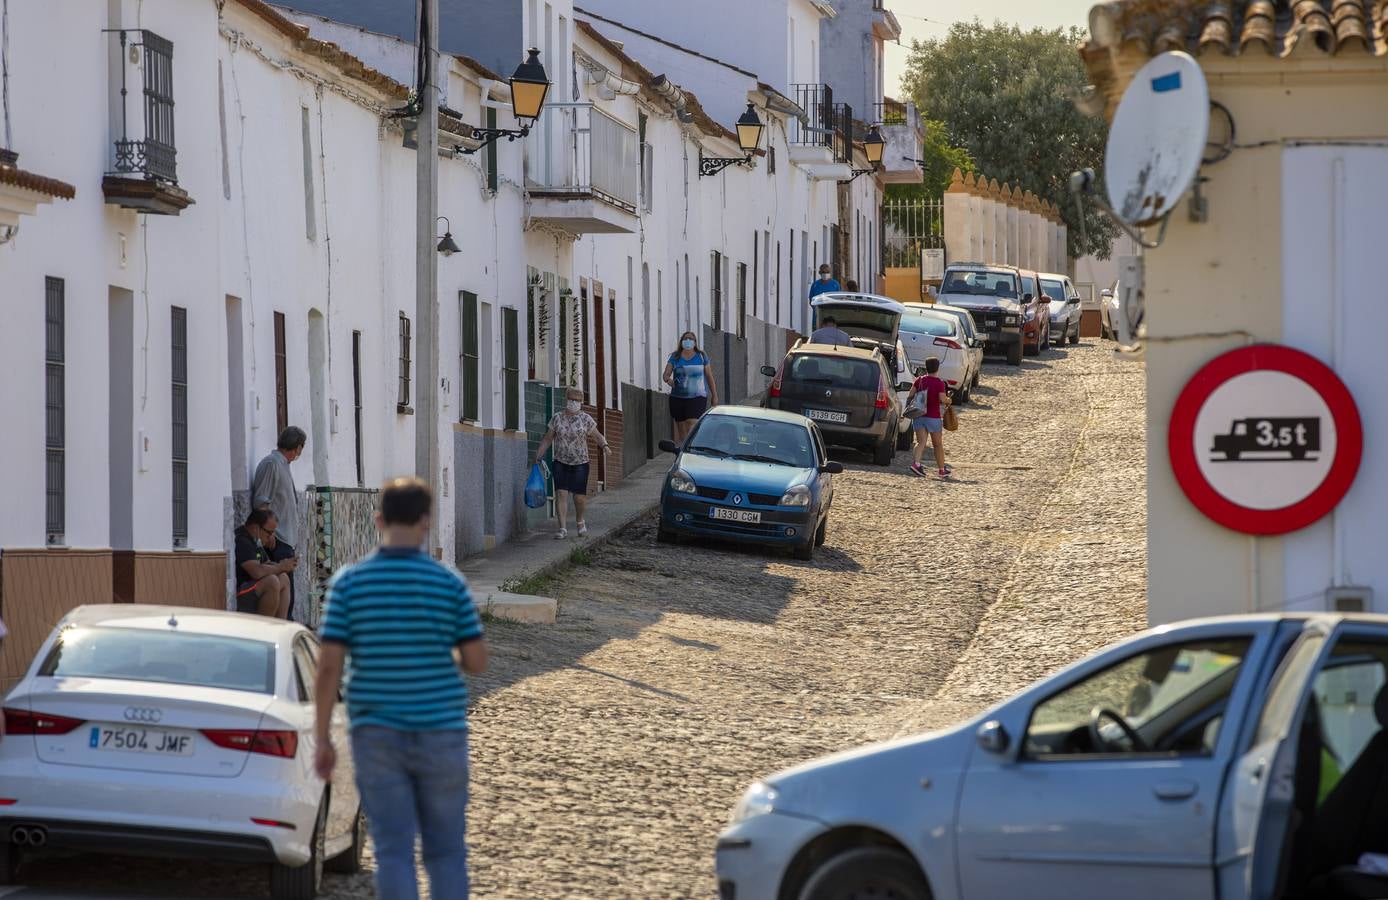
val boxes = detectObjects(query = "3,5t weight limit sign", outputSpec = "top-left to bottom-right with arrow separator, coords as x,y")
1169,345 -> 1361,535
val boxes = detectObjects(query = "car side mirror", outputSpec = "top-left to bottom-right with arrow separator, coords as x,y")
977,720 -> 1010,754
1023,292 -> 1033,302
820,461 -> 844,474
895,381 -> 912,392
760,365 -> 777,377
914,367 -> 927,377
658,439 -> 679,454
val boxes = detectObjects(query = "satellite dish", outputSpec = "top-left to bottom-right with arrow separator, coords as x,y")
1104,51 -> 1209,227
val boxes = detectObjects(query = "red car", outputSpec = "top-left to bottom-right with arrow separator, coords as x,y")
1019,270 -> 1052,356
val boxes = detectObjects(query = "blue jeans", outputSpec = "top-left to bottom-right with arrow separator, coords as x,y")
351,726 -> 472,900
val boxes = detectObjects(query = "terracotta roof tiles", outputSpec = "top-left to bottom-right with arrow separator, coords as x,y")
1086,0 -> 1388,58
0,161 -> 76,200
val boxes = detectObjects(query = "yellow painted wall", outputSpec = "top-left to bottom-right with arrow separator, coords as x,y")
1140,56 -> 1388,625
883,267 -> 923,303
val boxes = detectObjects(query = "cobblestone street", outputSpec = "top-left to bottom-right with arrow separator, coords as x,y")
6,342 -> 1147,900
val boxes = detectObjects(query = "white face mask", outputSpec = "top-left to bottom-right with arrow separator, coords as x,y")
565,400 -> 581,413
819,272 -> 830,281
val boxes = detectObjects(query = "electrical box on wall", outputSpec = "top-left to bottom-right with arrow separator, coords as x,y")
1327,585 -> 1372,613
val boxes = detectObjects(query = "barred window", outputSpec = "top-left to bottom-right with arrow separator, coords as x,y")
171,306 -> 188,546
45,277 -> 65,543
397,312 -> 413,412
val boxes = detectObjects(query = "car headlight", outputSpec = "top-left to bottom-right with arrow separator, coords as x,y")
779,485 -> 811,507
729,782 -> 779,825
1024,308 -> 1036,321
668,469 -> 697,494
1003,315 -> 1019,326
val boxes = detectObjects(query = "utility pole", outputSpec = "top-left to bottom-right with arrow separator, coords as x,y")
414,0 -> 441,557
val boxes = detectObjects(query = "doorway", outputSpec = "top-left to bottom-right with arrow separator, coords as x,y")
225,296 -> 247,491
307,309 -> 329,485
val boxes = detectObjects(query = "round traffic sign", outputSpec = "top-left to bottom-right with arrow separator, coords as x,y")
1168,345 -> 1362,535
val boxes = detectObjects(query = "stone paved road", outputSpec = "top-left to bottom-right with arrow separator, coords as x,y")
7,342 -> 1148,899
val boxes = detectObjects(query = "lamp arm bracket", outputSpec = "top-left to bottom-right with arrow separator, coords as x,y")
457,123 -> 532,156
698,152 -> 753,178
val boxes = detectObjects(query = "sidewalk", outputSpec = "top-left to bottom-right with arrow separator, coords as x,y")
457,456 -> 669,623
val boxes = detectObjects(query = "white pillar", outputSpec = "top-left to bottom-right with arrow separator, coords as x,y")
1018,195 -> 1032,271
990,179 -> 1005,265
943,169 -> 973,265
1004,187 -> 1020,267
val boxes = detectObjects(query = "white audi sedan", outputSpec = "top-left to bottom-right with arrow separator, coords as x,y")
0,605 -> 363,899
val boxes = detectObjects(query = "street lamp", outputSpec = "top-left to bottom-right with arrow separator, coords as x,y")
700,103 -> 765,177
459,48 -> 551,155
843,125 -> 885,182
436,216 -> 461,256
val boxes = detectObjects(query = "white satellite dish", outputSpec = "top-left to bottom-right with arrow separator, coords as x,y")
1104,51 -> 1209,227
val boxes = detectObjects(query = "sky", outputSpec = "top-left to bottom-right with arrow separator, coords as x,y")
883,0 -> 1099,100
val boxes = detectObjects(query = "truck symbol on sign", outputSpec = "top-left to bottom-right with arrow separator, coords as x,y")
1211,417 -> 1320,462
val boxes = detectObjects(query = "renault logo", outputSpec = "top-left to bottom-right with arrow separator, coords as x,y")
732,494 -> 743,505
124,707 -> 163,724
825,389 -> 833,398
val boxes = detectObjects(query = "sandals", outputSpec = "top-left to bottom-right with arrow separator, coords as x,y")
554,528 -> 568,540
577,521 -> 589,537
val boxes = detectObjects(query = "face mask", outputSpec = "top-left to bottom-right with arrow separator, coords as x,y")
565,400 -> 581,413
819,273 -> 830,281
681,339 -> 695,350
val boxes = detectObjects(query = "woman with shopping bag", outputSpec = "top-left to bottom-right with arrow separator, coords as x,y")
907,356 -> 953,479
533,387 -> 610,539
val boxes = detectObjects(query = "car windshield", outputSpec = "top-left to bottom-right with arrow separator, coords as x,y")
1040,280 -> 1066,302
1021,275 -> 1037,298
787,354 -> 880,391
689,417 -> 815,468
941,270 -> 1017,298
39,626 -> 277,694
900,314 -> 955,337
815,308 -> 897,336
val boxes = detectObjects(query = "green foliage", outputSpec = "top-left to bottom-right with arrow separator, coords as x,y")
885,119 -> 974,203
901,21 -> 1118,260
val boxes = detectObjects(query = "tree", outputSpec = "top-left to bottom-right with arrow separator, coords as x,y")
901,22 -> 1118,261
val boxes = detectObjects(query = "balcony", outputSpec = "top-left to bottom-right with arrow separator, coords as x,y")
875,99 -> 924,185
871,1 -> 903,41
787,84 -> 852,181
525,103 -> 638,235
102,29 -> 193,215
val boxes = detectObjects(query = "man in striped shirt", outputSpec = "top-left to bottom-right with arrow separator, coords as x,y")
313,478 -> 487,900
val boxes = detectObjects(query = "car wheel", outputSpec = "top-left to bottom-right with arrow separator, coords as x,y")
957,382 -> 971,405
1040,324 -> 1051,352
814,516 -> 827,547
971,369 -> 980,388
1069,320 -> 1081,345
896,427 -> 913,451
1006,341 -> 1023,366
873,433 -> 895,466
0,839 -> 20,886
793,539 -> 815,561
325,807 -> 366,875
799,847 -> 930,900
656,524 -> 678,545
270,800 -> 325,900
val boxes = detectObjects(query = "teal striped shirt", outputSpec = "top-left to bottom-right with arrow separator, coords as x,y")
320,547 -> 483,731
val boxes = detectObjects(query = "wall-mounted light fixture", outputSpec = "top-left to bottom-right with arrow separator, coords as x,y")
436,216 -> 461,256
459,49 -> 551,155
842,125 -> 885,183
699,104 -> 765,177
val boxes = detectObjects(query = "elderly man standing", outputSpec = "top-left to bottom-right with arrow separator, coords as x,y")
252,426 -> 306,547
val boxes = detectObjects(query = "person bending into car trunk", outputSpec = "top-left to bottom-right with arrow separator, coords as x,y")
908,356 -> 952,479
314,478 -> 488,900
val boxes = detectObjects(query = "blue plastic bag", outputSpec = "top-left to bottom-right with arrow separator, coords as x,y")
524,463 -> 547,509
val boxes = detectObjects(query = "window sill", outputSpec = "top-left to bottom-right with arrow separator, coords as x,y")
397,405 -> 414,415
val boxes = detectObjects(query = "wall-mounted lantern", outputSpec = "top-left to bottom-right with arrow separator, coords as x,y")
459,49 -> 551,155
699,104 -> 765,177
436,216 -> 461,256
843,125 -> 885,182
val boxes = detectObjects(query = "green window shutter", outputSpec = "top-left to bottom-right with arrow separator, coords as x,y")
462,291 -> 480,422
502,307 -> 520,431
486,109 -> 499,193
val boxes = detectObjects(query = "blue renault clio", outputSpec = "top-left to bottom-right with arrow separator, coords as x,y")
657,406 -> 842,561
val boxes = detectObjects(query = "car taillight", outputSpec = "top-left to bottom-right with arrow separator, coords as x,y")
201,729 -> 299,758
875,372 -> 889,410
3,708 -> 85,735
933,337 -> 962,351
768,363 -> 785,399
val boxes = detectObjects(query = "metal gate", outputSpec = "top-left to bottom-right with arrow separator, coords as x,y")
882,198 -> 944,269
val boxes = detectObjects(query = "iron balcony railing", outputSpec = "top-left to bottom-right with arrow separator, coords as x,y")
106,29 -> 178,183
876,99 -> 908,126
832,102 -> 853,163
789,83 -> 835,149
526,102 -> 639,213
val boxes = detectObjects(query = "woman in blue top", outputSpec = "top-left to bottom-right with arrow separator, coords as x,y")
662,330 -> 719,443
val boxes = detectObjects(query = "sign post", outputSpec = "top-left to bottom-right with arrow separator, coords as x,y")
1168,345 -> 1362,535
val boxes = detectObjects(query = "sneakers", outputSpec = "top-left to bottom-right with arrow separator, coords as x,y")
940,464 -> 953,476
577,521 -> 589,537
937,467 -> 952,479
909,463 -> 927,477
554,528 -> 568,540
